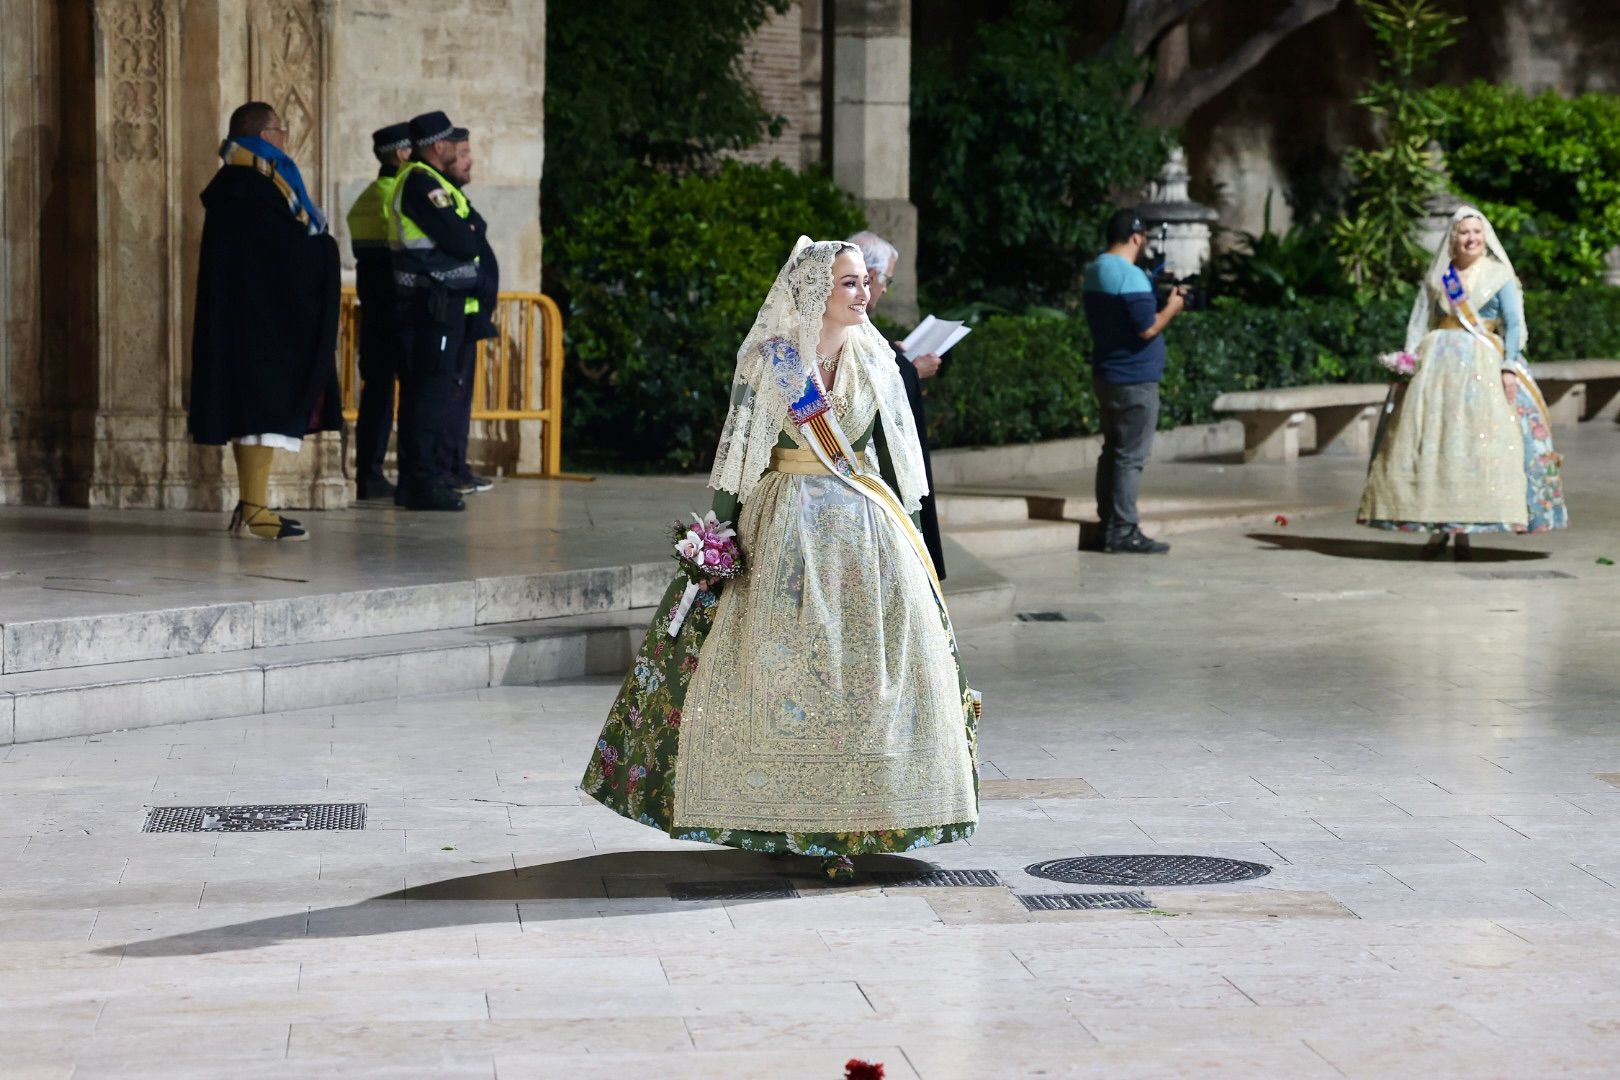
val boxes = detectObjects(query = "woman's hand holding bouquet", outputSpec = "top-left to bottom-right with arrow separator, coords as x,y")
667,511 -> 745,638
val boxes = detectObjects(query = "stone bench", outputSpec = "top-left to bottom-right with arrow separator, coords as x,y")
1528,360 -> 1620,427
1212,384 -> 1390,463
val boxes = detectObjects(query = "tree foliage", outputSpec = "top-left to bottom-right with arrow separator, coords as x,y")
1331,0 -> 1463,299
554,163 -> 865,472
543,0 -> 790,231
912,0 -> 1170,311
1431,82 -> 1620,290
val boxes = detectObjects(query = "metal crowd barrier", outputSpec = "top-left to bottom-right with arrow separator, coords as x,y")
337,288 -> 566,478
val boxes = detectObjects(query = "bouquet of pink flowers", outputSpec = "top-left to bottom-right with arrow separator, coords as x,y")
667,511 -> 746,638
1378,350 -> 1418,379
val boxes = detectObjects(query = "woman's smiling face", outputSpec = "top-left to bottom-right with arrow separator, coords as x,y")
1454,216 -> 1486,261
823,249 -> 870,328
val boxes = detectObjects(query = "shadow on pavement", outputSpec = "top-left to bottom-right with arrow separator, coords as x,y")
102,848 -> 933,959
1246,532 -> 1550,562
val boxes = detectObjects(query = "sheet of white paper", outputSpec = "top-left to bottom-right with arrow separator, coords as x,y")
900,315 -> 972,358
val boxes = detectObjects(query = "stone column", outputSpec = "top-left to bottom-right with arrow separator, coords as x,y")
69,0 -> 349,511
69,0 -> 185,509
831,0 -> 918,323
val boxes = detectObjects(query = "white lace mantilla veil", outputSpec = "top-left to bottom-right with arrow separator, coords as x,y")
1405,205 -> 1526,357
708,235 -> 929,512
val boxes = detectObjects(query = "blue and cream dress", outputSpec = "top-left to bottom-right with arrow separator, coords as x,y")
1360,261 -> 1568,534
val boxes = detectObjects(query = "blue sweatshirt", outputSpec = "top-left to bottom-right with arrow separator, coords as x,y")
1082,253 -> 1166,385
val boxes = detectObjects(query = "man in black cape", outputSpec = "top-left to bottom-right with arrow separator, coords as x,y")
189,101 -> 341,541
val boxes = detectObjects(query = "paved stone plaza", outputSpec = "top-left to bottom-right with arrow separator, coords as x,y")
5,426 -> 1620,1078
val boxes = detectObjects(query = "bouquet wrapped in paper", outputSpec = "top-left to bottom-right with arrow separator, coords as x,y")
666,511 -> 746,638
1378,350 -> 1418,379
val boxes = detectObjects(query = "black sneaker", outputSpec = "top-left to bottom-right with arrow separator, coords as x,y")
454,473 -> 494,494
398,482 -> 465,512
1103,528 -> 1170,554
356,474 -> 396,501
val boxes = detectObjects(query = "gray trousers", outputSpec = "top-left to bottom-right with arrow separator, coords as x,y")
1094,379 -> 1160,538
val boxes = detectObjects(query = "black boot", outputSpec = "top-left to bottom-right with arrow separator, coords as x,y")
398,481 -> 465,512
356,473 -> 396,501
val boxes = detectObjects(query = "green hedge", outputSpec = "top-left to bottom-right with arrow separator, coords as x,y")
556,161 -> 864,472
924,286 -> 1620,449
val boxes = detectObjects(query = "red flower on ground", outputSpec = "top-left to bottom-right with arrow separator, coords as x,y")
1274,514 -> 1289,527
845,1061 -> 885,1080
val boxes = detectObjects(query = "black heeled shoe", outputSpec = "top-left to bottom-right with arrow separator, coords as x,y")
228,501 -> 308,542
1419,534 -> 1450,560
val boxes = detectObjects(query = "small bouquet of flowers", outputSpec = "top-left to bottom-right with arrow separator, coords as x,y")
1378,350 -> 1418,379
667,511 -> 745,638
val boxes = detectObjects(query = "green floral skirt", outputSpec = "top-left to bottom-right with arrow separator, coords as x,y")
580,574 -> 978,856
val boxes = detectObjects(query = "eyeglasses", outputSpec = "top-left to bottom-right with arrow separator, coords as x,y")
263,125 -> 288,135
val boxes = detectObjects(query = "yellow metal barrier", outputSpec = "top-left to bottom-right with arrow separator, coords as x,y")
338,287 -> 568,478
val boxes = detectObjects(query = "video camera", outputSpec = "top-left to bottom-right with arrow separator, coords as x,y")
1144,224 -> 1202,310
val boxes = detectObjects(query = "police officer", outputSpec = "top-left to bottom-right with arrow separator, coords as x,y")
346,122 -> 412,501
442,132 -> 498,496
390,111 -> 482,511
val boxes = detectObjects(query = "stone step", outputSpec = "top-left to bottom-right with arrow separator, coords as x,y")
0,609 -> 650,746
0,562 -> 671,676
948,520 -> 1083,560
933,494 -> 1035,527
948,503 -> 1340,560
0,551 -> 1013,746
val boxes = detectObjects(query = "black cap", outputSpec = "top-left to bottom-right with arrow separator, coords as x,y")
409,111 -> 467,147
1106,209 -> 1146,245
371,122 -> 412,154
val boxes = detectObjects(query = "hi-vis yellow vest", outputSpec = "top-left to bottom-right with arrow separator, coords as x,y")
346,172 -> 400,253
389,161 -> 479,315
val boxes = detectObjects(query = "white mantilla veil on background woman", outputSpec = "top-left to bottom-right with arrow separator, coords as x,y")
1405,205 -> 1526,359
707,235 -> 929,513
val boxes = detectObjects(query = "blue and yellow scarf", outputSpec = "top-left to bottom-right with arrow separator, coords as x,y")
219,135 -> 327,235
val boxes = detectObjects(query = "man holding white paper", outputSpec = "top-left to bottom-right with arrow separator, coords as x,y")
851,231 -> 962,579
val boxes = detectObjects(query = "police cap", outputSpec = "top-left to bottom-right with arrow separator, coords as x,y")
371,122 -> 412,155
410,111 -> 469,147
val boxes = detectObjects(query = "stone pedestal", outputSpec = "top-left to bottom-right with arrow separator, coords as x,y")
1138,146 -> 1219,282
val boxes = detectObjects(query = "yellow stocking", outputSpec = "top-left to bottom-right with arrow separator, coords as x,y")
232,443 -> 284,539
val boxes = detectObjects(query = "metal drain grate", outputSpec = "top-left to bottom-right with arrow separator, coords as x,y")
668,879 -> 798,902
144,804 -> 367,833
1026,854 -> 1271,887
1020,892 -> 1151,911
872,868 -> 1002,888
1461,569 -> 1574,581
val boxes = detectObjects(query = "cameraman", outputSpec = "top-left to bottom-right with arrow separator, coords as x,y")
1080,210 -> 1187,555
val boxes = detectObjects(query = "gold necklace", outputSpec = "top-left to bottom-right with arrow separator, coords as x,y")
816,344 -> 842,372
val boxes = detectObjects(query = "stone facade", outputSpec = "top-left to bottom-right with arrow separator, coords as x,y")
739,1 -> 919,322
734,4 -> 808,169
0,0 -> 546,510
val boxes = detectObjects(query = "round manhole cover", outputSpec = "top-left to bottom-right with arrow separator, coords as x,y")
1025,854 -> 1271,887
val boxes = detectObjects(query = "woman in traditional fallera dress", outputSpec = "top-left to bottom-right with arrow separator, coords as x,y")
1359,206 -> 1568,556
581,238 -> 980,880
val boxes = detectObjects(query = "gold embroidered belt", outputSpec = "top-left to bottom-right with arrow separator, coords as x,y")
769,447 -> 834,475
1438,315 -> 1502,334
